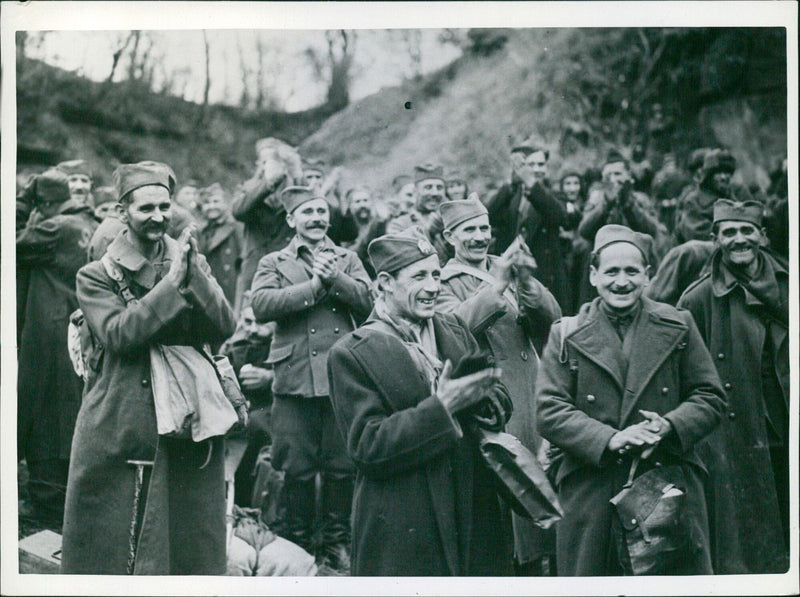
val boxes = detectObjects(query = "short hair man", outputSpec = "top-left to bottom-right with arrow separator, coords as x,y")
198,182 -> 243,307
62,162 -> 237,574
249,186 -> 373,569
436,197 -> 561,574
536,224 -> 725,575
487,144 -> 570,310
328,227 -> 514,575
343,185 -> 389,278
17,169 -> 98,526
57,159 -> 93,208
678,200 -> 789,574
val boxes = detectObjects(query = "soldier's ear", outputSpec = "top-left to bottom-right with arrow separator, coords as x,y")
115,203 -> 127,223
442,228 -> 454,247
376,271 -> 393,293
285,212 -> 296,230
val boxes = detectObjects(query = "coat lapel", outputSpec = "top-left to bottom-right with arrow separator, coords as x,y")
618,298 -> 688,425
274,249 -> 312,285
567,307 -> 626,393
202,220 -> 235,254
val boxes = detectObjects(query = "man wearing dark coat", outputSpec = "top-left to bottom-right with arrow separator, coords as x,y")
198,182 -> 243,307
61,161 -> 237,574
17,169 -> 98,525
232,137 -> 303,313
536,224 -> 725,576
250,186 -> 373,569
328,227 -> 514,576
436,197 -> 561,574
678,200 -> 789,574
486,144 -> 569,310
673,149 -> 755,244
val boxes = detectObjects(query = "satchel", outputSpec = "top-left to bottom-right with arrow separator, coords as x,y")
609,457 -> 691,575
475,428 -> 564,529
149,344 -> 239,441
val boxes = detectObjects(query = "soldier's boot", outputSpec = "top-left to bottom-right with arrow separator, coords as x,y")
317,475 -> 354,572
273,477 -> 316,555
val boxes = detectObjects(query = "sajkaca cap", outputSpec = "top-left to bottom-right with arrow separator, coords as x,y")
439,195 -> 487,231
302,157 -> 326,175
414,163 -> 445,184
280,185 -> 325,215
593,224 -> 653,264
368,227 -> 437,275
113,161 -> 174,202
33,169 -> 71,205
56,159 -> 93,179
712,199 -> 763,227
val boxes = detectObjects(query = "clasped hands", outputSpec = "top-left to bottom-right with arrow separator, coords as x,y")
607,409 -> 673,459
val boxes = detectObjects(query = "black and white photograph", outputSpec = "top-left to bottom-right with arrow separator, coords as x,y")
1,2 -> 797,595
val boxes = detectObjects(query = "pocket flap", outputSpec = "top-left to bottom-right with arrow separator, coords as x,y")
266,343 -> 294,364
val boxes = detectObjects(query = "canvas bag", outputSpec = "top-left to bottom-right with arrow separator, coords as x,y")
609,457 -> 691,575
149,344 -> 238,441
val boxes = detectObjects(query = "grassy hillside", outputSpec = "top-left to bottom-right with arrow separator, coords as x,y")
16,28 -> 787,196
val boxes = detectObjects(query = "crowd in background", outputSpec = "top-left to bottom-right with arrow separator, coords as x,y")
15,134 -> 789,576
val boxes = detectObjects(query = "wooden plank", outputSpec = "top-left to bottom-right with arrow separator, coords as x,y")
19,530 -> 62,574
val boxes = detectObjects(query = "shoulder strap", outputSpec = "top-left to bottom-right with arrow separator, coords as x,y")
101,254 -> 138,305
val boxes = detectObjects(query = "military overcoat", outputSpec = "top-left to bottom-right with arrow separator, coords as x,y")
678,250 -> 789,573
61,231 -> 236,574
199,217 -> 244,307
535,297 -> 725,575
327,312 -> 514,575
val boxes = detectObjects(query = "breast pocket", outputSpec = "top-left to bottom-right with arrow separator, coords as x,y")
266,343 -> 293,367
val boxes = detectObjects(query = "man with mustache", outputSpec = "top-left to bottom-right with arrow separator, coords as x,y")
436,197 -> 561,575
678,200 -> 789,574
62,161 -> 236,574
56,159 -> 94,208
327,227 -> 514,575
250,186 -> 372,570
536,224 -> 725,575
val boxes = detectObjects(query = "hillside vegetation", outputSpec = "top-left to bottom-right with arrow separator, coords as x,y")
16,28 -> 786,195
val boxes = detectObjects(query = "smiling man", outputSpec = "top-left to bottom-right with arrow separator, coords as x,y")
249,186 -> 372,570
62,161 -> 236,574
198,183 -> 243,307
328,227 -> 514,576
57,159 -> 94,208
678,200 -> 789,574
436,197 -> 561,575
536,223 -> 725,576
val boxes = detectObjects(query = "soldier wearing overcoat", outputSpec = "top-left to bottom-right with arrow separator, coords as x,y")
536,224 -> 725,576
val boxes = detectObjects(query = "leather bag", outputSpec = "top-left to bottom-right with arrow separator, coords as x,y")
609,457 -> 691,575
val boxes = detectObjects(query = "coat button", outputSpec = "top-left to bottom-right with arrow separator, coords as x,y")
717,353 -> 725,360
586,394 -> 596,403
334,328 -> 340,334
724,382 -> 732,390
223,264 -> 231,271
521,350 -> 528,361
331,307 -> 337,312
141,378 -> 150,387
661,387 -> 669,394
225,248 -> 232,254
310,328 -> 316,334
631,518 -> 637,525
728,411 -> 736,420
312,350 -> 317,356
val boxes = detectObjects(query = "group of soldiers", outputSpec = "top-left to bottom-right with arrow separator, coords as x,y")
15,134 -> 789,576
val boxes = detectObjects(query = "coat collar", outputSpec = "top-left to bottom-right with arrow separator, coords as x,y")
201,218 -> 238,253
105,229 -> 179,289
709,248 -> 788,303
567,297 -> 690,425
274,235 -> 343,284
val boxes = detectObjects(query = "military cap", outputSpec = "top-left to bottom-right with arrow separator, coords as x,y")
391,174 -> 412,190
199,182 -> 227,203
445,168 -> 465,183
414,163 -> 445,184
712,199 -> 762,227
92,186 -> 117,207
56,159 -> 93,179
603,148 -> 627,167
32,169 -> 71,205
280,185 -> 325,215
368,227 -> 438,274
302,157 -> 326,174
113,161 -> 173,201
511,144 -> 549,160
593,224 -> 653,264
440,195 -> 488,231
687,148 -> 712,173
703,149 -> 736,176
255,137 -> 292,158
